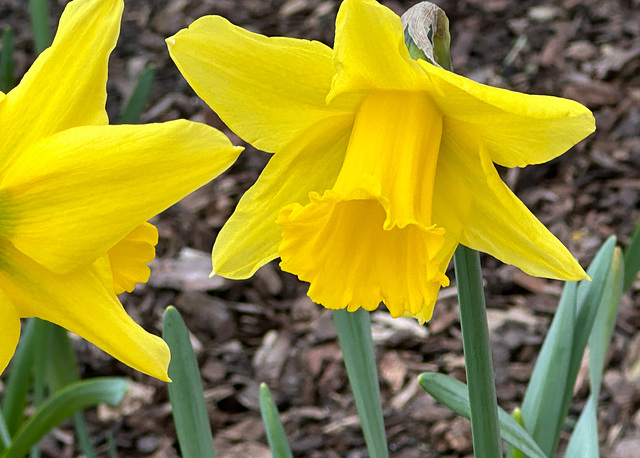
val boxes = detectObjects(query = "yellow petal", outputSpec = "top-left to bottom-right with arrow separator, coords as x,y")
433,118 -> 587,281
0,240 -> 169,380
0,0 -> 121,173
278,190 -> 450,320
213,116 -> 351,278
168,15 -> 357,153
108,222 -> 158,294
421,61 -> 595,167
328,0 -> 428,101
0,293 -> 20,375
1,120 -> 242,274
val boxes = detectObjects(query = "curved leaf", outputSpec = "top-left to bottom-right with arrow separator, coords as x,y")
418,372 -> 546,458
1,378 -> 127,458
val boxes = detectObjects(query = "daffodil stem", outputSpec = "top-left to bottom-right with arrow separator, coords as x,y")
453,245 -> 502,457
332,309 -> 388,458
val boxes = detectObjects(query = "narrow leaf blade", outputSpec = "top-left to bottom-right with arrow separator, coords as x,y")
564,396 -> 599,458
521,236 -> 616,456
418,372 -> 546,458
0,27 -> 15,92
623,220 -> 640,290
259,383 -> 293,458
163,306 -> 216,458
27,0 -> 51,55
117,65 -> 155,124
565,246 -> 623,458
2,378 -> 127,458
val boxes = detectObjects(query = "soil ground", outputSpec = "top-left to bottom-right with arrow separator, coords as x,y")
2,0 -> 640,456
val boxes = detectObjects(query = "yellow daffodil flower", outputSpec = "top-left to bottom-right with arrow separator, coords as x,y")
167,0 -> 594,323
0,0 -> 242,380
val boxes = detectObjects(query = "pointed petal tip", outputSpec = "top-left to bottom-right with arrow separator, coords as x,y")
126,334 -> 172,382
559,257 -> 589,282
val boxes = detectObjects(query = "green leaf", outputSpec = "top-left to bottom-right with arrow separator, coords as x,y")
333,309 -> 389,458
587,246 -> 623,398
163,306 -> 216,458
520,281 -> 576,455
623,219 -> 640,290
27,0 -> 51,55
565,247 -> 623,458
30,320 -> 48,458
73,413 -> 96,458
564,396 -> 599,458
0,27 -> 15,92
0,378 -> 127,458
453,245 -> 502,457
506,408 -> 526,458
418,372 -> 546,458
105,431 -> 119,458
43,323 -> 79,391
42,323 -> 97,458
0,411 -> 10,450
1,319 -> 37,437
259,383 -> 293,458
521,236 -> 616,457
117,65 -> 155,124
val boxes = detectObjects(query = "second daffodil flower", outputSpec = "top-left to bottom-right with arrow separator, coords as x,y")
0,0 -> 242,380
168,0 -> 594,323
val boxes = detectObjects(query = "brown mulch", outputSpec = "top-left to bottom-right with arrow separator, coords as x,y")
2,0 -> 640,456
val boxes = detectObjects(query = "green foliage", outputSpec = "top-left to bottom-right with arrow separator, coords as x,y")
421,237 -> 622,458
623,220 -> 640,290
259,383 -> 293,458
507,408 -> 526,458
333,308 -> 389,458
2,319 -> 38,438
106,431 -> 119,458
1,320 -> 109,457
163,306 -> 216,458
564,247 -> 623,458
28,0 -> 51,54
0,378 -> 127,458
0,412 -> 10,450
0,27 -> 14,92
418,372 -> 546,458
118,65 -> 155,124
44,324 -> 97,458
521,236 -> 616,456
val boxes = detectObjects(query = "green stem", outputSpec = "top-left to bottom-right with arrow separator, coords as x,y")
29,319 -> 48,458
453,245 -> 502,457
332,309 -> 388,458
